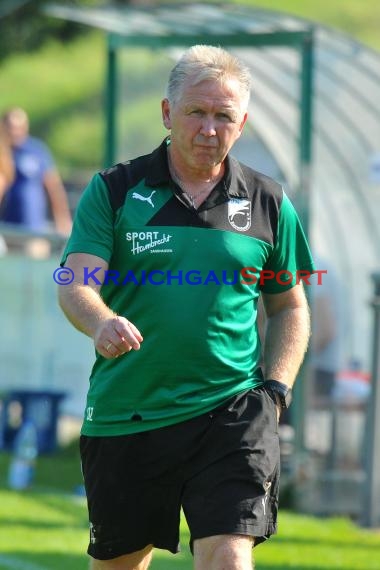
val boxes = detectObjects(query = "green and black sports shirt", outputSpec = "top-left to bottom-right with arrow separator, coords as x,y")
61,139 -> 314,436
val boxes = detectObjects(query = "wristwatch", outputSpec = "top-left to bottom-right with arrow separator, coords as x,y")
264,380 -> 293,409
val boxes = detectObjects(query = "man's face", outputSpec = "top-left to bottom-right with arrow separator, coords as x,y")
161,77 -> 248,173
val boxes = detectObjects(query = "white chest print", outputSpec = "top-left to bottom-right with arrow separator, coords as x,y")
132,190 -> 156,208
228,198 -> 252,231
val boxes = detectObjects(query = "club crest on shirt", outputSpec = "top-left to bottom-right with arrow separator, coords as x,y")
228,198 -> 251,231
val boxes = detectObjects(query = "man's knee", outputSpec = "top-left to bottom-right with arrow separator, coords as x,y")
193,534 -> 254,570
89,544 -> 153,570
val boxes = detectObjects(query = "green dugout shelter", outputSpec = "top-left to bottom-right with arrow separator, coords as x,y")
46,2 -> 314,217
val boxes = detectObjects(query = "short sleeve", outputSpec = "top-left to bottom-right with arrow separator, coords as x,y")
60,174 -> 114,265
261,191 -> 315,294
33,138 -> 55,174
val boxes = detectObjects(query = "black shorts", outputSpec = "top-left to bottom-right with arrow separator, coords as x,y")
80,386 -> 280,561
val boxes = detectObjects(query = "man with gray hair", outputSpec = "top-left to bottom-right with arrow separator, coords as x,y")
59,45 -> 313,569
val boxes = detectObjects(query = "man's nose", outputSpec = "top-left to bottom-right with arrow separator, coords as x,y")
199,117 -> 217,137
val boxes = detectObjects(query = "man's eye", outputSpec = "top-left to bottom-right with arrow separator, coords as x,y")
218,113 -> 233,121
189,110 -> 203,116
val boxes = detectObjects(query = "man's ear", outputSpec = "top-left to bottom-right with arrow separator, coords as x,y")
161,99 -> 171,130
238,112 -> 248,136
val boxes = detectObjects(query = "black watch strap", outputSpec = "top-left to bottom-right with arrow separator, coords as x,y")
264,379 -> 292,409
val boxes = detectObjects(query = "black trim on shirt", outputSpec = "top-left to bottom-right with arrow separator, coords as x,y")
99,139 -> 284,246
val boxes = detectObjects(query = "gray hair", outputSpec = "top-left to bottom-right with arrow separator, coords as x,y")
166,45 -> 252,111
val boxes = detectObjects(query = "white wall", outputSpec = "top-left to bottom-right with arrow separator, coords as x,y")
0,252 -> 93,418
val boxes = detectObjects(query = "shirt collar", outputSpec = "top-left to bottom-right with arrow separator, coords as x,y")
145,138 -> 171,187
145,138 -> 249,200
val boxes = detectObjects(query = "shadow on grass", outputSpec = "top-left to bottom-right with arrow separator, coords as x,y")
0,551 -> 371,570
0,552 -> 88,570
0,518 -> 85,532
30,491 -> 87,521
271,534 -> 380,550
256,567 -> 341,570
0,487 -> 87,524
0,548 -> 191,570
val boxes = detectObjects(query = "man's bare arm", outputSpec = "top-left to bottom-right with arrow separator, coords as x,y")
44,169 -> 72,235
58,253 -> 143,359
261,283 -> 311,389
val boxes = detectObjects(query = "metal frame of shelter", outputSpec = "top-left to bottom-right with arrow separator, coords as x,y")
104,28 -> 313,203
46,3 -> 314,222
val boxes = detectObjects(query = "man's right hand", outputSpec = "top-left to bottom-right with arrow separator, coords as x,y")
94,315 -> 143,359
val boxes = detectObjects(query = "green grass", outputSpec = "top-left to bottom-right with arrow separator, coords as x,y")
0,445 -> 379,570
0,34 -> 173,178
0,32 -> 105,120
0,31 -> 105,178
241,0 -> 380,50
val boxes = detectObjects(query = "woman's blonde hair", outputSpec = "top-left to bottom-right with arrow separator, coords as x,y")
0,123 -> 14,189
